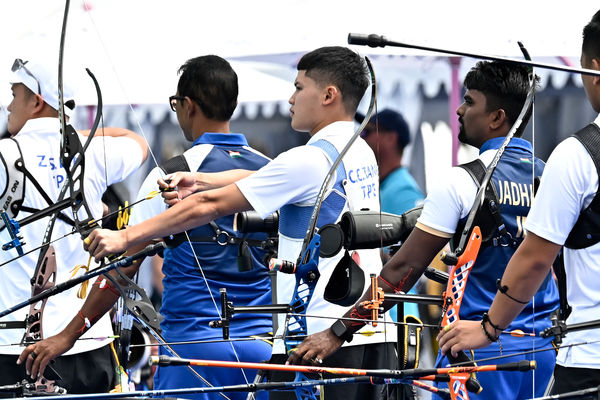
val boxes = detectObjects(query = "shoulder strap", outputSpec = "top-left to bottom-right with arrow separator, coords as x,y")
0,139 -> 26,220
160,154 -> 190,175
552,251 -> 571,322
0,139 -> 75,230
452,159 -> 510,249
309,139 -> 347,194
459,159 -> 486,188
573,124 -> 600,213
564,123 -> 600,249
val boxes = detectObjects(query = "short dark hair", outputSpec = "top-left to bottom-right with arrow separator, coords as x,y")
297,46 -> 369,114
583,10 -> 600,61
464,61 -> 538,137
177,55 -> 238,121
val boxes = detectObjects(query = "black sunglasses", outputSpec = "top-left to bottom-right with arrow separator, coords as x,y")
169,95 -> 186,112
11,59 -> 41,95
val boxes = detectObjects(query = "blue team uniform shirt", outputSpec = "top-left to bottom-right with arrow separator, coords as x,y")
160,133 -> 272,341
433,138 -> 559,400
455,138 -> 558,344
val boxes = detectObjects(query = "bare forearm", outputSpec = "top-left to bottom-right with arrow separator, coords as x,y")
341,228 -> 448,333
125,184 -> 250,247
196,169 -> 254,191
488,232 -> 560,331
79,127 -> 148,160
124,192 -> 220,246
63,244 -> 147,342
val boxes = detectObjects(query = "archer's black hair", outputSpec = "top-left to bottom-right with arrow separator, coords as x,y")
464,61 -> 539,137
297,46 -> 369,114
177,55 -> 238,121
583,10 -> 600,62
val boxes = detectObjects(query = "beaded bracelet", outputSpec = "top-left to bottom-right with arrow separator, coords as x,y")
482,312 -> 504,332
480,320 -> 498,343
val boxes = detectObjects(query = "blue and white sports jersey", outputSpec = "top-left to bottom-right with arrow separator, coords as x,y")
130,133 -> 272,341
419,137 -> 558,350
457,138 -> 558,343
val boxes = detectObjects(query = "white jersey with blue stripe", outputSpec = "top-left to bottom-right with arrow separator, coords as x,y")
236,121 -> 395,353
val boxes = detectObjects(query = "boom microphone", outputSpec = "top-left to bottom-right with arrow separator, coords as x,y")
347,33 -> 388,48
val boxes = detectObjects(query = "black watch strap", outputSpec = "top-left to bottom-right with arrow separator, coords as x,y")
330,319 -> 353,343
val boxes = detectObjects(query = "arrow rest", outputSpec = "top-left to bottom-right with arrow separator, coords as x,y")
0,211 -> 25,256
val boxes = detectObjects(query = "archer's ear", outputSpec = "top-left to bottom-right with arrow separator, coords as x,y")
592,58 -> 600,85
323,85 -> 339,106
31,94 -> 46,114
489,108 -> 507,130
185,97 -> 196,118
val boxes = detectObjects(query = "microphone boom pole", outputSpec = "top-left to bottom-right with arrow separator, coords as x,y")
347,33 -> 600,77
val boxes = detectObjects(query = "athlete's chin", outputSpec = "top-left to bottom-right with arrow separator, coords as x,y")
458,128 -> 468,145
290,120 -> 308,133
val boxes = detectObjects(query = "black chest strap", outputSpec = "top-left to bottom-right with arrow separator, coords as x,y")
0,139 -> 26,222
160,154 -> 190,176
159,154 -> 266,270
451,159 -> 513,250
564,123 -> 600,249
0,139 -> 74,231
552,123 -> 600,328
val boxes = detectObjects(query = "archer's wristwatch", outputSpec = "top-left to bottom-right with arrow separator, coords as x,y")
330,319 -> 353,343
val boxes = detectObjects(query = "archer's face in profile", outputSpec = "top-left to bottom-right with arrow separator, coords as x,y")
456,89 -> 491,148
7,83 -> 37,137
289,71 -> 325,135
580,52 -> 600,113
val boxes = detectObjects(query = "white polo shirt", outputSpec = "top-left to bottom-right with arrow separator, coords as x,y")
524,114 -> 600,369
0,117 -> 143,355
237,121 -> 395,353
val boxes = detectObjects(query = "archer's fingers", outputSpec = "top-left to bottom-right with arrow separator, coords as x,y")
436,323 -> 456,344
286,347 -> 307,365
159,173 -> 181,189
30,351 -> 51,381
23,348 -> 41,380
438,333 -> 461,358
84,232 -> 99,257
17,344 -> 33,366
299,350 -> 318,366
157,176 -> 171,189
162,190 -> 180,205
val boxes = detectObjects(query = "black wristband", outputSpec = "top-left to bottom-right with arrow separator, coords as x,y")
330,319 -> 354,343
496,279 -> 529,304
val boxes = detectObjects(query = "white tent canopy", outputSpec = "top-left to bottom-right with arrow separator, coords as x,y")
0,0 -> 597,109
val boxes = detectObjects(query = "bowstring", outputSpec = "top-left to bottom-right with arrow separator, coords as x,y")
519,41 -> 537,397
371,87 -> 395,400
